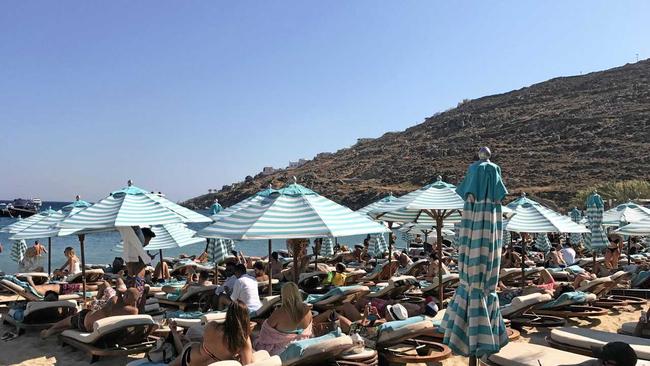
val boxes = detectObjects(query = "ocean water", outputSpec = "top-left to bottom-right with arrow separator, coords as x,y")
0,201 -> 408,274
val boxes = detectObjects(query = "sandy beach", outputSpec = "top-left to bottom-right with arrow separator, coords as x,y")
0,292 -> 645,366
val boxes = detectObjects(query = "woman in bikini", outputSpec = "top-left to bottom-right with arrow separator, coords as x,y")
170,300 -> 253,366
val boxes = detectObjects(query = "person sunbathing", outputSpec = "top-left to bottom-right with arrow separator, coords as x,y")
313,302 -> 413,334
169,300 -> 253,366
254,282 -> 313,355
14,275 -> 99,298
153,259 -> 171,282
41,288 -> 140,338
253,261 -> 269,283
393,251 -> 413,268
424,252 -> 450,281
87,280 -> 117,311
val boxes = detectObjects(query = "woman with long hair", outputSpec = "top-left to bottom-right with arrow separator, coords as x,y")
170,300 -> 253,366
254,282 -> 313,355
53,247 -> 81,278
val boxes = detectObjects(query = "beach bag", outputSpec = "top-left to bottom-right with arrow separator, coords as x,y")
147,336 -> 176,363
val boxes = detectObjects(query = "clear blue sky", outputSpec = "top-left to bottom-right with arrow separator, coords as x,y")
1,1 -> 649,202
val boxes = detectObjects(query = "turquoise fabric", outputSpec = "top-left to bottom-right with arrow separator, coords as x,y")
279,329 -> 341,363
305,286 -> 363,304
442,158 -> 508,358
540,291 -> 589,309
455,160 -> 507,202
585,192 -> 608,253
633,271 -> 650,287
210,202 -> 223,215
165,310 -> 205,319
378,315 -> 426,333
566,265 -> 585,274
2,275 -> 43,299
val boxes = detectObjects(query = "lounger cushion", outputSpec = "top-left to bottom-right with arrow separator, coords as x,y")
61,315 -> 155,344
252,295 -> 281,317
25,300 -> 78,316
501,293 -> 552,317
65,269 -> 104,283
538,291 -> 596,309
306,286 -> 369,305
621,322 -> 637,334
577,276 -> 612,291
155,285 -> 217,302
422,274 -> 460,291
551,327 -> 650,360
487,342 -> 593,366
377,316 -> 433,345
280,330 -> 352,365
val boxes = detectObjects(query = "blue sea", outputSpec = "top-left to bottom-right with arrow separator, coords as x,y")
0,201 -> 408,274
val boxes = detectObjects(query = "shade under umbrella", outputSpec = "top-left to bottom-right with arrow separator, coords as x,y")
602,201 -> 650,227
442,148 -> 509,360
584,192 -> 609,254
114,223 -> 205,251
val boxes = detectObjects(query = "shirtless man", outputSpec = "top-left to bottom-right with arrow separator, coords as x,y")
41,288 -> 140,338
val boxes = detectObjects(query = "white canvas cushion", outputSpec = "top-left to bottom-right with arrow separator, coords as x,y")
282,335 -> 353,365
577,276 -> 612,292
25,300 -> 77,316
423,274 -> 460,291
144,303 -> 160,313
65,268 -> 105,283
145,297 -> 158,305
377,318 -> 433,345
501,293 -> 552,317
551,327 -> 650,360
16,272 -> 49,279
179,285 -> 217,301
61,315 -> 155,344
487,342 -> 592,366
201,312 -> 227,324
315,286 -> 370,306
621,322 -> 637,334
253,295 -> 281,317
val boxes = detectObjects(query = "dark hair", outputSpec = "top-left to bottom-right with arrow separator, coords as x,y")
271,252 -> 279,260
556,284 -> 575,297
335,263 -> 346,272
429,252 -> 439,260
222,300 -> 251,353
199,271 -> 209,281
253,261 -> 265,271
234,263 -> 247,275
225,261 -> 236,268
141,227 -> 156,239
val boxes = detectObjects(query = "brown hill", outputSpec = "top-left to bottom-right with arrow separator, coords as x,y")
183,60 -> 650,212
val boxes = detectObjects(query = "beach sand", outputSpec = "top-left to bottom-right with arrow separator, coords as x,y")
0,297 -> 645,366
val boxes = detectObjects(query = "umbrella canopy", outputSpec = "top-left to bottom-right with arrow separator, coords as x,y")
369,177 -> 464,224
505,195 -> 589,234
398,222 -> 455,236
602,201 -> 650,226
442,149 -> 509,357
356,194 -> 397,216
319,237 -> 334,257
584,192 -> 609,253
569,207 -> 583,245
198,182 -> 389,240
615,219 -> 650,236
209,199 -> 223,216
534,233 -> 551,253
207,238 -> 229,264
9,200 -> 92,240
1,207 -> 59,235
113,223 -> 204,251
59,183 -> 211,235
10,239 -> 28,264
368,233 -> 388,258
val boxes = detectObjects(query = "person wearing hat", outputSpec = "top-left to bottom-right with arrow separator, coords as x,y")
562,341 -> 637,365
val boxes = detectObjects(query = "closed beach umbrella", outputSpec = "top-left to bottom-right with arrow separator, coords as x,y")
442,147 -> 508,363
370,176 -> 465,299
602,201 -> 650,227
534,233 -> 551,253
59,181 -> 211,302
207,238 -> 229,264
319,237 -> 334,257
584,192 -> 609,261
367,233 -> 388,258
209,199 -> 223,216
199,180 -> 389,291
570,207 -> 583,245
10,240 -> 28,268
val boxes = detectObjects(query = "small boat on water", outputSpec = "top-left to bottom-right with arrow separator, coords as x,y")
0,198 -> 42,218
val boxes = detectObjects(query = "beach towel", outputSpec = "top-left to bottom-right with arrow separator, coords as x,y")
634,271 -> 650,288
254,319 -> 313,356
566,265 -> 586,274
279,329 -> 341,363
305,286 -> 363,304
378,315 -> 426,334
2,275 -> 42,299
164,310 -> 205,319
539,291 -> 589,309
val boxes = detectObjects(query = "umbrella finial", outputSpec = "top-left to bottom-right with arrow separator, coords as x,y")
214,198 -> 219,203
127,179 -> 133,186
437,175 -> 442,181
521,192 -> 526,197
268,183 -> 273,189
292,176 -> 297,184
478,146 -> 491,160
75,195 -> 81,201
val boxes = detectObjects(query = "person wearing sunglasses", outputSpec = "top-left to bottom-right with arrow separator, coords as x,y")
169,300 -> 253,366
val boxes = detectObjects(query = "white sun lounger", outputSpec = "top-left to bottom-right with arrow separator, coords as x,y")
367,275 -> 418,299
59,314 -> 157,363
421,274 -> 460,294
279,332 -> 354,366
548,326 -> 650,360
3,299 -> 78,332
15,272 -> 50,285
0,279 -> 85,302
65,269 -> 105,283
154,285 -> 218,310
482,342 -> 593,366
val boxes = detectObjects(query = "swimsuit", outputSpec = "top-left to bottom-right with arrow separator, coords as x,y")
71,309 -> 90,332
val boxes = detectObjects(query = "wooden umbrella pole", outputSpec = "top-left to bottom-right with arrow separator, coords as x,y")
521,237 -> 526,289
469,355 -> 478,366
628,237 -> 632,265
292,240 -> 300,285
436,213 -> 445,308
78,234 -> 87,305
268,239 -> 272,296
314,239 -> 319,273
47,237 -> 52,277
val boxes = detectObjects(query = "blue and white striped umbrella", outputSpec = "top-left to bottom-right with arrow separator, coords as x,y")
603,201 -> 650,227
398,223 -> 455,237
367,233 -> 388,258
369,177 -> 464,224
356,194 -> 397,216
1,207 -> 59,235
59,183 -> 211,235
585,192 -> 609,253
534,233 -> 551,253
319,237 -> 335,257
113,223 -> 205,251
10,239 -> 28,264
207,238 -> 229,264
442,152 -> 508,357
198,182 -> 389,240
9,200 -> 92,240
569,207 -> 583,245
615,219 -> 650,236
505,195 -> 589,234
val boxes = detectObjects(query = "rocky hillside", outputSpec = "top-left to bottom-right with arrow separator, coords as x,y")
184,60 -> 650,212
